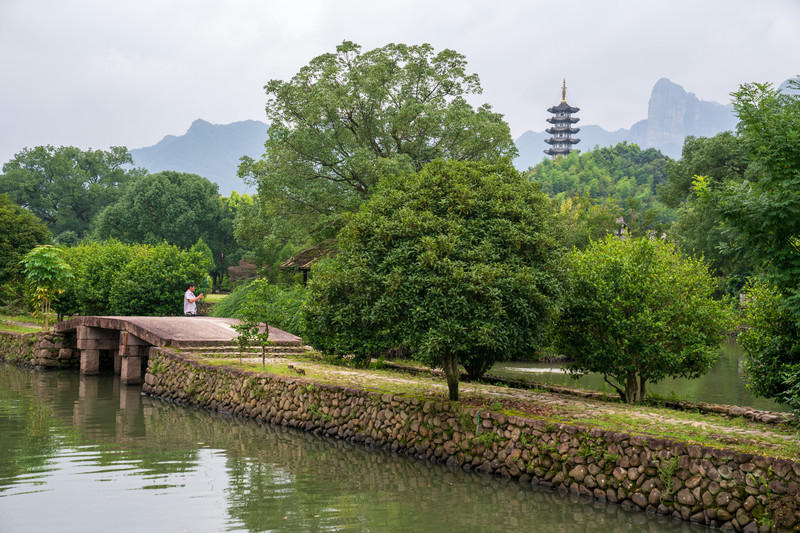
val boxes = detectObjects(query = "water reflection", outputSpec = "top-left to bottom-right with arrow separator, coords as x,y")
0,363 -> 710,532
492,340 -> 787,412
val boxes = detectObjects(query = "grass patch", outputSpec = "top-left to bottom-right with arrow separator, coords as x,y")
0,323 -> 43,334
0,314 -> 45,333
203,293 -> 228,303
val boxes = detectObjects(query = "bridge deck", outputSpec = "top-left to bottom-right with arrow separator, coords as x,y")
54,316 -> 302,348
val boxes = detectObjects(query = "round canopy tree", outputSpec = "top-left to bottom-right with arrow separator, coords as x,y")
553,236 -> 734,403
303,159 -> 564,401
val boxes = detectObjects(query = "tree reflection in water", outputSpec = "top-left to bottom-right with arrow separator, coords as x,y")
0,363 -> 708,532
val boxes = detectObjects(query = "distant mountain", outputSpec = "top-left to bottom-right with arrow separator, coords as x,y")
514,78 -> 739,169
130,119 -> 267,196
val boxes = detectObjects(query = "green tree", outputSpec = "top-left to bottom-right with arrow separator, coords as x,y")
0,145 -> 143,239
239,41 -> 518,247
92,171 -> 240,289
21,245 -> 73,330
555,195 -> 623,250
738,281 -> 800,406
695,79 -> 800,404
303,159 -> 564,401
0,194 -> 51,300
660,132 -> 748,209
660,132 -> 754,294
697,80 -> 800,313
553,237 -> 733,404
526,142 -> 675,235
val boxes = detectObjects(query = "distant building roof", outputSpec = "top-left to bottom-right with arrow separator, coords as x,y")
546,101 -> 580,114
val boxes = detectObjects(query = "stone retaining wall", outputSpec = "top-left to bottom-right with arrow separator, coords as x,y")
0,331 -> 78,368
144,348 -> 800,532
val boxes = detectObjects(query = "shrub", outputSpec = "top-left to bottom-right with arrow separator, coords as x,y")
55,241 -> 209,316
553,236 -> 734,403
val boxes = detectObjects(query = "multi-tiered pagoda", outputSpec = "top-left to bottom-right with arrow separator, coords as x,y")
544,80 -> 580,157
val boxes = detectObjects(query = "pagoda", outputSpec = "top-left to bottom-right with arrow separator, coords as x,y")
544,80 -> 580,157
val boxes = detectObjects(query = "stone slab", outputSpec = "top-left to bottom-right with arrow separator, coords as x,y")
56,317 -> 301,348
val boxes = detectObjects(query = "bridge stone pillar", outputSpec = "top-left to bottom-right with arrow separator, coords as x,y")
119,331 -> 150,385
77,326 -> 118,375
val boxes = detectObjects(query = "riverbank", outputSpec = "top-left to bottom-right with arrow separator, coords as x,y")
2,328 -> 799,531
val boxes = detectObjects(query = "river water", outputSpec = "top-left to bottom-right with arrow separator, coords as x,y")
0,362 -> 712,532
491,340 -> 787,412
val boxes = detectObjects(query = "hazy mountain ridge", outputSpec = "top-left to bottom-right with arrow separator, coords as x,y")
514,78 -> 739,170
130,119 -> 267,195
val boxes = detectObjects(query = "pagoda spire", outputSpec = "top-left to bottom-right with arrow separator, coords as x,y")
544,80 -> 580,158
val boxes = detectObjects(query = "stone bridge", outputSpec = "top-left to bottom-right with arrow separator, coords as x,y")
54,316 -> 302,385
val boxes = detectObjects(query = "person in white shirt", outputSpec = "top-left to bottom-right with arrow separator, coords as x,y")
184,283 -> 203,316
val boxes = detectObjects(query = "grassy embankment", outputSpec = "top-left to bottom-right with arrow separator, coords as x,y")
188,348 -> 800,460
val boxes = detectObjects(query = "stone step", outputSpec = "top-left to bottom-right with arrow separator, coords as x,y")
189,345 -> 307,354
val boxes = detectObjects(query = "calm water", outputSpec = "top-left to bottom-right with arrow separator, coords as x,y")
0,363 -> 711,533
491,340 -> 787,412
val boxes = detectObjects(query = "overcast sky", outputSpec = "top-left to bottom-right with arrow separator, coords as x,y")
1,0 -> 798,166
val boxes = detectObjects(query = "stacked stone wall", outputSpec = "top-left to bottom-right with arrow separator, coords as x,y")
144,348 -> 800,532
0,331 -> 78,369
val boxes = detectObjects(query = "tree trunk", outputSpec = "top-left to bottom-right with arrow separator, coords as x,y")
442,352 -> 460,401
624,372 -> 641,403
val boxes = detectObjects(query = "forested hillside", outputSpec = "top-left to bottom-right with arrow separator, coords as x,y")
525,142 -> 676,230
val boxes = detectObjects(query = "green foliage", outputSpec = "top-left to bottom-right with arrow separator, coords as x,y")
553,237 -> 734,403
55,241 -> 209,316
55,240 -> 134,316
0,194 -> 51,301
738,281 -> 800,408
108,243 -> 209,316
91,171 -> 241,289
526,142 -> 675,235
210,279 -> 308,337
238,40 -> 518,247
694,80 -> 800,406
191,238 -> 215,272
660,132 -> 749,208
21,245 -> 73,330
554,195 -> 623,250
655,455 -> 679,496
699,80 -> 800,313
0,145 -> 143,238
661,132 -> 754,295
209,280 -> 255,318
303,159 -> 565,401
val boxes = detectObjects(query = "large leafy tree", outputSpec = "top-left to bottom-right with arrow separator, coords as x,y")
695,79 -> 800,404
239,41 -> 518,246
0,194 -> 51,291
553,237 -> 733,404
0,145 -> 143,239
92,171 -> 241,288
303,159 -> 564,401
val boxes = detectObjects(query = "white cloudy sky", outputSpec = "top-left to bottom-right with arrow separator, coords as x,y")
1,0 -> 798,165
